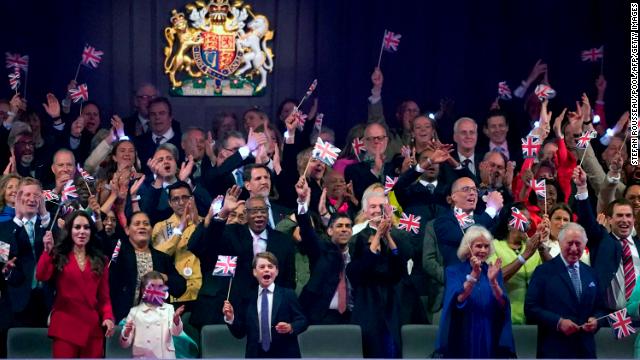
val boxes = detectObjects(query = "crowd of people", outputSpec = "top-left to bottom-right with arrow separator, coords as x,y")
0,58 -> 637,359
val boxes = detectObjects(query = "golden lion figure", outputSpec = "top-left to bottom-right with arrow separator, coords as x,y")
164,9 -> 203,88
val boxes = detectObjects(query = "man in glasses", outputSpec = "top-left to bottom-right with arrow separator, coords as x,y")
345,122 -> 397,201
435,176 -> 503,267
188,185 -> 296,329
151,181 -> 202,310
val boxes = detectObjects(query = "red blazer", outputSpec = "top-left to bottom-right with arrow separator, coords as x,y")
36,252 -> 114,347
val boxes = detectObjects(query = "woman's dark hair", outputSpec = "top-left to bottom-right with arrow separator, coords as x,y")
99,139 -> 140,181
275,98 -> 297,121
52,211 -> 105,275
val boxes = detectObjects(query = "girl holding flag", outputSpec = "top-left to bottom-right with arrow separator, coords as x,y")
36,210 -> 115,358
120,270 -> 184,359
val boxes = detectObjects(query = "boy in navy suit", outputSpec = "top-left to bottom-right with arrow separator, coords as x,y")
223,252 -> 308,358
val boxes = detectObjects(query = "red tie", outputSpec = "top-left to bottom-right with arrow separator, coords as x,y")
621,239 -> 636,300
337,270 -> 347,314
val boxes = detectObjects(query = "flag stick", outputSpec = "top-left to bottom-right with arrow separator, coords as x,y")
23,70 -> 28,100
79,101 -> 84,116
600,46 -> 604,76
302,157 -> 312,178
49,203 -> 62,231
619,129 -> 629,154
376,36 -> 385,68
578,142 -> 590,167
74,62 -> 82,82
544,183 -> 548,215
83,178 -> 93,197
226,276 -> 233,301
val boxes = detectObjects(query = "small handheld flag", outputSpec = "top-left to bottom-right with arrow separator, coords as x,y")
292,110 -> 308,131
352,137 -> 365,160
608,308 -> 636,339
498,81 -> 512,100
384,176 -> 398,194
315,113 -> 324,131
42,190 -> 59,202
5,53 -> 29,71
397,213 -> 421,234
0,241 -> 9,263
296,79 -> 318,110
521,135 -> 542,158
581,46 -> 604,62
110,239 -> 121,264
77,164 -> 94,182
382,30 -> 402,52
213,255 -> 237,277
61,180 -> 79,203
311,137 -> 341,167
534,84 -> 556,101
142,283 -> 169,305
8,68 -> 20,91
454,208 -> 475,230
81,45 -> 104,68
69,84 -> 89,103
576,130 -> 598,149
531,179 -> 546,198
509,207 -> 530,232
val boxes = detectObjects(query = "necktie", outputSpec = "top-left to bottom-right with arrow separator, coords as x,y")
621,239 -> 636,300
260,288 -> 270,352
568,264 -> 582,298
337,253 -> 348,314
462,159 -> 474,174
253,233 -> 266,255
155,135 -> 164,145
426,183 -> 436,194
268,208 -> 275,229
24,219 -> 35,253
494,146 -> 505,156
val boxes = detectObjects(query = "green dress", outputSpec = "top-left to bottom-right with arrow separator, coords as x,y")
489,240 -> 543,324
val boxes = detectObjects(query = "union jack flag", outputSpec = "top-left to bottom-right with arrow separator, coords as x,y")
213,255 -> 237,277
69,84 -> 89,103
521,135 -> 541,158
315,113 -> 323,131
352,137 -> 365,157
454,208 -> 474,229
110,239 -> 121,263
305,79 -> 318,97
397,213 -> 421,234
530,179 -> 546,198
8,69 -> 20,90
581,46 -> 604,62
534,84 -> 556,101
293,110 -> 308,131
382,30 -> 401,52
509,207 -> 530,232
498,81 -> 512,100
0,241 -> 9,262
77,164 -> 94,182
5,53 -> 28,71
576,130 -> 597,149
42,190 -> 59,202
143,284 -> 169,303
61,180 -> 78,203
608,308 -> 636,339
312,137 -> 341,167
384,176 -> 398,194
81,45 -> 104,68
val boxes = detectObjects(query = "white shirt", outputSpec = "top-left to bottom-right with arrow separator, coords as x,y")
418,179 -> 438,190
250,228 -> 268,255
153,127 -> 175,145
257,283 -> 275,342
490,141 -> 510,159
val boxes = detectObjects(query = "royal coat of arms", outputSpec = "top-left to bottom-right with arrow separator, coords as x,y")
163,0 -> 274,96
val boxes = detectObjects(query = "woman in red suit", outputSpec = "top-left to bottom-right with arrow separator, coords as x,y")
36,211 -> 115,358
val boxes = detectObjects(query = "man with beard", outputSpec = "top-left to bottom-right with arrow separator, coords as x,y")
294,176 -> 354,324
7,125 -> 51,184
573,166 -> 640,312
476,151 -> 515,215
188,185 -> 296,329
435,177 -> 503,267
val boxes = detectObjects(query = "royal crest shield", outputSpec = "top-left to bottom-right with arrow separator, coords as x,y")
163,0 -> 274,96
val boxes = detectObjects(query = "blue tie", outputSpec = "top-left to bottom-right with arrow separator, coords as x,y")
260,289 -> 270,352
568,264 -> 582,298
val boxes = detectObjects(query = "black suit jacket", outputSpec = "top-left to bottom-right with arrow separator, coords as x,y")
228,285 -> 308,358
200,221 -> 296,305
344,161 -> 396,201
575,197 -> 638,302
441,151 -> 484,185
123,113 -> 181,138
2,217 -> 46,313
202,152 -> 254,197
525,256 -> 605,358
134,131 -> 184,174
107,239 -> 186,322
295,212 -> 347,324
392,167 -> 450,211
477,141 -> 523,169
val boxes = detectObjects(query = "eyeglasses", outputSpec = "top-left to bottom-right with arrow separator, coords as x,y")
364,135 -> 388,143
454,186 -> 478,194
246,207 -> 269,215
170,195 -> 192,204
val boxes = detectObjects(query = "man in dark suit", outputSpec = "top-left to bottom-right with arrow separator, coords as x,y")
525,222 -> 605,358
189,186 -> 296,328
573,166 -> 639,311
294,177 -> 353,324
180,127 -> 214,190
134,97 -> 183,169
107,211 -> 186,322
441,117 -> 485,184
223,252 -> 308,358
475,151 -> 515,216
2,177 -> 52,327
122,83 -> 157,137
435,176 -> 503,267
478,109 -> 523,168
345,122 -> 397,201
243,164 -> 291,228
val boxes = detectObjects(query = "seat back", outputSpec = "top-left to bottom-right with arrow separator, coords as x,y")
7,328 -> 52,358
298,325 -> 362,358
200,324 -> 246,358
596,329 -> 636,359
401,325 -> 438,358
512,325 -> 537,359
105,326 -> 131,358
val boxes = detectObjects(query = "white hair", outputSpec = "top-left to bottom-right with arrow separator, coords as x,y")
361,187 -> 387,211
453,117 -> 477,134
457,225 -> 495,260
558,222 -> 587,244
